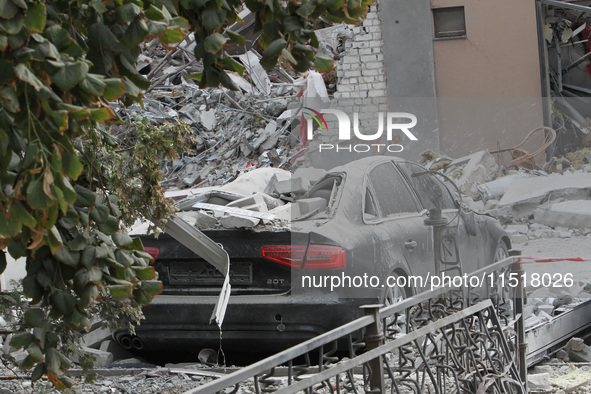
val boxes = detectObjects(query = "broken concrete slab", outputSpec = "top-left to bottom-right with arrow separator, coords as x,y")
195,211 -> 218,228
494,173 -> 591,221
166,168 -> 292,201
99,340 -> 136,362
297,198 -> 328,216
199,109 -> 217,131
533,200 -> 591,229
260,193 -> 284,210
504,224 -> 529,235
82,326 -> 112,349
175,211 -> 201,227
293,168 -> 327,186
227,193 -> 268,212
528,373 -> 551,391
177,191 -> 243,211
274,177 -> 310,195
567,337 -> 591,362
477,172 -> 535,202
236,51 -> 271,95
445,151 -> 498,199
220,215 -> 260,229
220,168 -> 292,197
193,202 -> 276,221
269,203 -> 300,221
253,121 -> 278,151
511,234 -> 528,244
76,347 -> 114,368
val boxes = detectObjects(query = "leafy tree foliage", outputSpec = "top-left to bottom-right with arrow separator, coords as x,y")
0,0 -> 374,388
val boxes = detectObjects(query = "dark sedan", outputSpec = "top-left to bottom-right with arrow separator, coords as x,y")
117,156 -> 510,352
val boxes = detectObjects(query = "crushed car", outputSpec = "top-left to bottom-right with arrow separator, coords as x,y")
115,156 -> 510,352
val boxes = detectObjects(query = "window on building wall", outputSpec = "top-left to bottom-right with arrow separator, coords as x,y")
433,6 -> 466,39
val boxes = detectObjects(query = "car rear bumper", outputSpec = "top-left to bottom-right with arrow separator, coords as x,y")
121,294 -> 365,352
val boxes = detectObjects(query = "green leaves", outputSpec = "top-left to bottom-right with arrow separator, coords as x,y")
0,0 -> 375,389
52,61 -> 89,91
24,309 -> 45,328
314,54 -> 334,72
0,0 -> 19,20
263,38 -> 286,58
226,30 -> 244,46
109,284 -> 132,300
25,3 -> 46,33
10,333 -> 35,349
121,17 -> 149,49
11,200 -> 36,228
204,33 -> 226,53
14,63 -> 43,91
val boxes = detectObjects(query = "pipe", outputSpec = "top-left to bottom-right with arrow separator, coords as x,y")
131,337 -> 144,350
119,335 -> 132,350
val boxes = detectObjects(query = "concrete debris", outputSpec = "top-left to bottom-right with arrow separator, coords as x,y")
220,214 -> 260,229
494,173 -> 591,222
75,347 -> 115,368
527,373 -> 551,391
269,203 -> 300,221
195,211 -> 219,228
504,224 -> 529,235
443,151 -> 499,199
533,200 -> 591,229
199,109 -> 217,131
82,325 -> 113,349
297,197 -> 328,216
528,372 -> 551,391
198,348 -> 218,365
99,340 -> 136,362
236,51 -> 271,95
477,171 -> 535,202
227,193 -> 269,212
293,167 -> 328,185
274,177 -> 310,196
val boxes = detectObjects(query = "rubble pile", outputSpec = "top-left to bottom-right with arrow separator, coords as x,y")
421,147 -> 591,243
114,32 -> 343,192
157,166 -> 328,231
528,338 -> 591,392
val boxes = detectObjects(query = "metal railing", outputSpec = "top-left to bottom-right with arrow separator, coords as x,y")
186,256 -> 526,393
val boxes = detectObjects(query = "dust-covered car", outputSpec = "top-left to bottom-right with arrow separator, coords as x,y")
115,156 -> 510,352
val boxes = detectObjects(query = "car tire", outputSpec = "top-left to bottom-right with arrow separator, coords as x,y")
380,272 -> 409,336
491,240 -> 513,320
494,240 -> 509,263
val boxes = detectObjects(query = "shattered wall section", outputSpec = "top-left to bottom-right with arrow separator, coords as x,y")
306,3 -> 396,169
334,3 -> 388,108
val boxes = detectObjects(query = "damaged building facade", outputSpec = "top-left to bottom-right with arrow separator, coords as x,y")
318,0 -> 589,165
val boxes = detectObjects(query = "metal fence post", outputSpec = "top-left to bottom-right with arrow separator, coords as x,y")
361,304 -> 385,393
510,250 -> 527,392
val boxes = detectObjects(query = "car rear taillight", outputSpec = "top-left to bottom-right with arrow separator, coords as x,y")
261,245 -> 347,269
304,245 -> 347,269
261,246 -> 306,268
144,247 -> 160,260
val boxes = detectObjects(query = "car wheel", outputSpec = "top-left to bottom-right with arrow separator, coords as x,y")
491,240 -> 512,320
494,240 -> 509,262
380,272 -> 409,337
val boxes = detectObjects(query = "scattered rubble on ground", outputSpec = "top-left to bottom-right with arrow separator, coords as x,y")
527,338 -> 591,392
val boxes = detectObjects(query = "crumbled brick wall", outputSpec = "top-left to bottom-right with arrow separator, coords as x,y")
333,2 -> 388,117
305,2 -> 396,167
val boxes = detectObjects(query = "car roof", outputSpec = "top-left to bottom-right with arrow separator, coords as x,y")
327,156 -> 408,177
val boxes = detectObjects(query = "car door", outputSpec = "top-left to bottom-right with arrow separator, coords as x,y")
396,161 -> 482,275
363,161 -> 434,292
